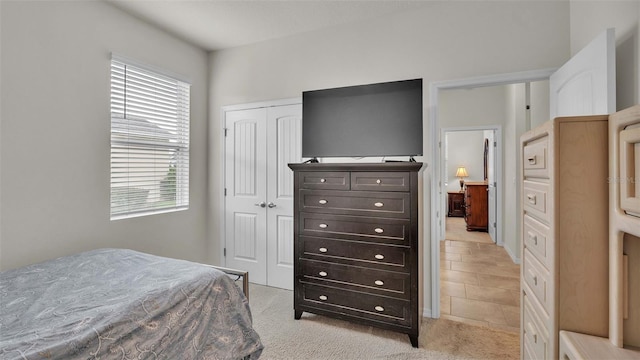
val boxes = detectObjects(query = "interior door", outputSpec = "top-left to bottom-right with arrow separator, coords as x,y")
224,108 -> 268,285
266,104 -> 302,290
486,132 -> 497,243
550,28 -> 616,118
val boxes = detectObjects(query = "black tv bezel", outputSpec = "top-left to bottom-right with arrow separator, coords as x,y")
301,78 -> 423,159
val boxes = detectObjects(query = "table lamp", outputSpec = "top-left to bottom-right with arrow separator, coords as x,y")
455,166 -> 469,192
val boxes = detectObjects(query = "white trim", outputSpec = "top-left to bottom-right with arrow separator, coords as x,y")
222,98 -> 301,112
441,125 -> 503,245
504,243 -> 521,265
428,68 -> 555,318
218,98 -> 302,267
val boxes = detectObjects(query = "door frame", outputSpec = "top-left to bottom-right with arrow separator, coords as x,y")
441,125 -> 502,244
428,69 -> 555,318
219,98 -> 301,267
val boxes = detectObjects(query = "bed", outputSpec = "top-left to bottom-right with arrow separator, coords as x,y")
0,248 -> 263,359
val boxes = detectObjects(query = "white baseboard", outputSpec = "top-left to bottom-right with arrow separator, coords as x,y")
503,244 -> 521,265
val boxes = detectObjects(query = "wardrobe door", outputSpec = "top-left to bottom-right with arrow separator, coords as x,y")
224,108 -> 269,284
266,104 -> 302,290
224,103 -> 302,290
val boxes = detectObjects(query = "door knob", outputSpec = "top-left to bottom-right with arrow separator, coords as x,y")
267,202 -> 277,208
254,202 -> 266,208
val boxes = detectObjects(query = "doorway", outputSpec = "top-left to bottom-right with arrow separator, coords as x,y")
442,127 -> 500,244
428,69 -> 555,318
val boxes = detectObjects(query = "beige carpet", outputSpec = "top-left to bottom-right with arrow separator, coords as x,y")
249,284 -> 519,359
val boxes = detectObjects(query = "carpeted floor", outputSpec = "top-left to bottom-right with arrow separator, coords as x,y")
249,284 -> 519,359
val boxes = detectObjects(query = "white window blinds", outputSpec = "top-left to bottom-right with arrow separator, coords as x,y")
110,58 -> 190,219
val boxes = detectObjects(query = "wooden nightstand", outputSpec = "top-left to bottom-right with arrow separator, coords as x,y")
447,191 -> 465,217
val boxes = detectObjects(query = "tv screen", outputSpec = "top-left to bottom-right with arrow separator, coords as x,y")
302,79 -> 423,158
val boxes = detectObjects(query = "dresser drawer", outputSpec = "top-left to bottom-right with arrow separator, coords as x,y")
300,259 -> 410,298
523,289 -> 550,360
300,213 -> 409,245
523,136 -> 549,179
523,214 -> 552,269
523,249 -> 551,314
300,283 -> 411,326
300,189 -> 410,218
300,236 -> 409,269
299,171 -> 350,190
351,171 -> 410,192
523,180 -> 550,223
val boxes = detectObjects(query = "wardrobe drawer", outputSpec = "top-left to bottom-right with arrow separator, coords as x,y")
299,189 -> 410,218
300,236 -> 408,269
523,215 -> 552,269
523,136 -> 549,179
300,259 -> 410,298
351,171 -> 410,192
299,283 -> 411,326
524,249 -> 551,315
300,213 -> 409,245
299,171 -> 350,190
523,290 -> 550,360
523,180 -> 550,223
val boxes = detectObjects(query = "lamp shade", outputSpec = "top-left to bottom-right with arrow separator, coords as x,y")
455,166 -> 469,178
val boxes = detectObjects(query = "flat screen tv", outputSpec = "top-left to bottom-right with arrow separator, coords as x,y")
302,78 -> 423,159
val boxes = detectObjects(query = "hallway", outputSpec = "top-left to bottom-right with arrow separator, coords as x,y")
440,217 -> 520,333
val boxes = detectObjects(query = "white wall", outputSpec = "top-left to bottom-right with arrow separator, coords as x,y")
570,1 -> 640,108
209,1 -> 571,314
0,1 -> 209,270
445,131 -> 485,193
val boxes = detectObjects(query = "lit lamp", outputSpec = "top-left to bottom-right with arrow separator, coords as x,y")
455,166 -> 469,192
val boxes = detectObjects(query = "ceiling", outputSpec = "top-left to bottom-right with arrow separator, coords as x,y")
106,0 -> 434,51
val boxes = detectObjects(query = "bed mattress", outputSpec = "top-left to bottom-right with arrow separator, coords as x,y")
0,248 -> 263,359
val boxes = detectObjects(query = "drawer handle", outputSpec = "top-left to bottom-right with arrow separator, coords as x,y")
527,194 -> 537,205
528,269 -> 538,286
374,202 -> 384,208
376,179 -> 382,184
320,178 -> 326,183
319,223 -> 328,229
528,155 -> 537,165
318,199 -> 328,205
526,322 -> 537,343
374,228 -> 384,234
318,271 -> 327,277
528,231 -> 538,246
319,295 -> 328,301
374,254 -> 385,260
374,280 -> 384,286
319,247 -> 328,253
374,306 -> 385,312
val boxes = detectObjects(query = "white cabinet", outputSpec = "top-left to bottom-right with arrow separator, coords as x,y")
609,105 -> 640,350
520,115 -> 610,359
223,101 -> 302,290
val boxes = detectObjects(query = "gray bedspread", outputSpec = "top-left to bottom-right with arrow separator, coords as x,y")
0,249 -> 263,360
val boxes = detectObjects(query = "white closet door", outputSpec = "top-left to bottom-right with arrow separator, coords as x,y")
550,28 -> 615,118
224,108 -> 268,285
266,104 -> 302,290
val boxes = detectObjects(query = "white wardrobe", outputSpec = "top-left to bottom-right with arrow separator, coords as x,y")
223,100 -> 302,290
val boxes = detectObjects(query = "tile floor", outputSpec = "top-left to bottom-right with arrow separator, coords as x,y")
440,217 -> 520,333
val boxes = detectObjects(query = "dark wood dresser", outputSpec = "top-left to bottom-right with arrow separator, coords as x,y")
447,191 -> 465,217
288,162 -> 423,347
463,181 -> 488,231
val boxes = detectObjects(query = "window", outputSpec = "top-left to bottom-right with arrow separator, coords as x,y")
110,57 -> 190,219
